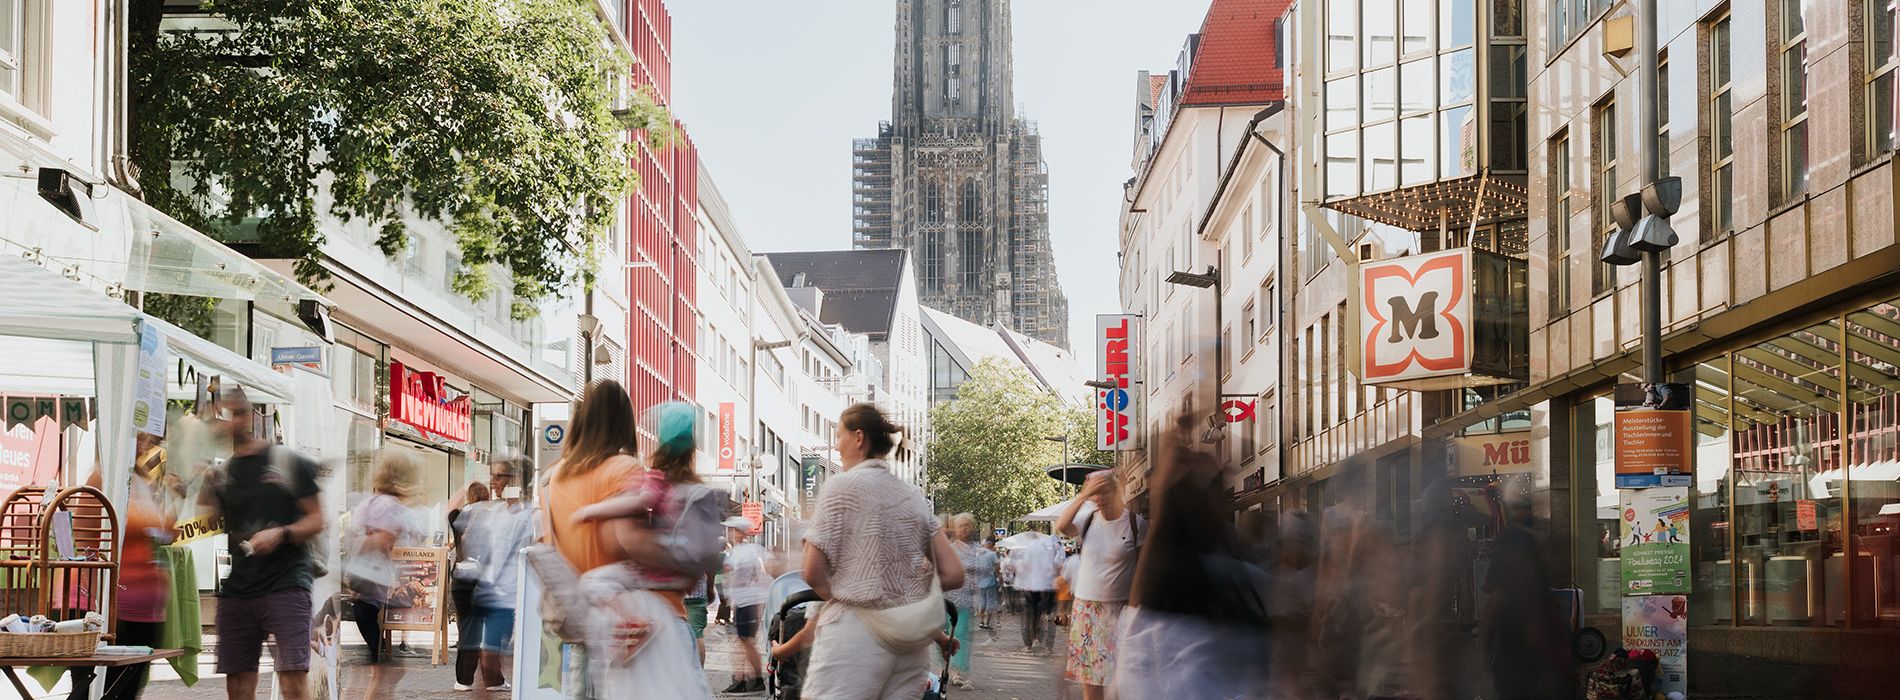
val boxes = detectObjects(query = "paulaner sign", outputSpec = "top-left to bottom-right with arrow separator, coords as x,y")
389,361 -> 473,443
1358,248 -> 1526,390
1096,314 -> 1140,451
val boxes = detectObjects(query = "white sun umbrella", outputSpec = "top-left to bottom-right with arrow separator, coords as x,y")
995,530 -> 1050,550
1018,499 -> 1074,523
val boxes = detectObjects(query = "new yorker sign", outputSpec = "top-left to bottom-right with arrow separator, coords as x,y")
389,360 -> 473,444
1096,314 -> 1140,451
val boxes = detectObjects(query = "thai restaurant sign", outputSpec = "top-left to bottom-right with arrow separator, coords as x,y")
1096,314 -> 1140,451
388,360 -> 473,444
1359,249 -> 1472,384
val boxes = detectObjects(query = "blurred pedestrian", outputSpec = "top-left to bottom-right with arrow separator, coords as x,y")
1111,412 -> 1268,699
943,513 -> 988,687
1482,486 -> 1569,700
458,455 -> 535,692
718,517 -> 772,693
447,479 -> 490,690
1008,529 -> 1060,653
800,403 -> 965,699
200,387 -> 324,700
975,537 -> 1001,639
344,449 -> 424,699
69,465 -> 174,700
1311,461 -> 1411,699
1054,471 -> 1139,700
1265,511 -> 1317,698
541,380 -> 644,699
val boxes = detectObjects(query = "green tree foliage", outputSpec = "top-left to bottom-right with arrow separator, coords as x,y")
129,0 -> 671,318
925,359 -> 1103,525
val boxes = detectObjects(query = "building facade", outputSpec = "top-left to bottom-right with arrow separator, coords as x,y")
852,0 -> 1071,349
921,305 -> 1090,407
1118,0 -> 1291,496
764,250 -> 931,486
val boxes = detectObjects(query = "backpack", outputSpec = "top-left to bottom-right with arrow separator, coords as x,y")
648,483 -> 726,576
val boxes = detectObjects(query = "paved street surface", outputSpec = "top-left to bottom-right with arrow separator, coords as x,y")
39,611 -> 1073,699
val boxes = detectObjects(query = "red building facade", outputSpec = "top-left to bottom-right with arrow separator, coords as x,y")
624,0 -> 697,415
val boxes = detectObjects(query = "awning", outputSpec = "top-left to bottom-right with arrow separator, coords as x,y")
0,255 -> 141,344
145,316 -> 295,405
1020,499 -> 1073,523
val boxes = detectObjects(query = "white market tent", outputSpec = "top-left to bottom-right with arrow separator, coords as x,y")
0,254 -> 143,505
1019,499 -> 1073,523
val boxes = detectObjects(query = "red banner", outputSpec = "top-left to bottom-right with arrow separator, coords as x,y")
718,402 -> 736,470
389,361 -> 472,443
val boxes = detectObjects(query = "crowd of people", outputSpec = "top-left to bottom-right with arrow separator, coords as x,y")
102,379 -> 1575,700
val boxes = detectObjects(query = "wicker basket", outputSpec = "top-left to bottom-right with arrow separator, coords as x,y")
0,631 -> 100,658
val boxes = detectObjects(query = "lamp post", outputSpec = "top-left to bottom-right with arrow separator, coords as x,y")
1165,265 -> 1222,419
1598,0 -> 1674,385
1043,434 -> 1071,495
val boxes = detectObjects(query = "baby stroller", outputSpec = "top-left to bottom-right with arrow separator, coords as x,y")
765,572 -> 959,700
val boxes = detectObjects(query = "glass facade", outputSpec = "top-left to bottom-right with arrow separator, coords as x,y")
1321,0 -> 1522,201
1574,293 -> 1900,630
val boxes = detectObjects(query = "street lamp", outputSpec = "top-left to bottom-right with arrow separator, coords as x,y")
1596,0 -> 1673,387
1165,265 -> 1225,421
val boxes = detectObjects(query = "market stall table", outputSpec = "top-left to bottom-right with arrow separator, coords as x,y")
0,649 -> 185,698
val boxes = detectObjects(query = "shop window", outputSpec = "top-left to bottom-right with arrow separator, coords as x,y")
1732,319 -> 1843,627
1686,361 -> 1735,626
1846,297 -> 1900,628
1577,394 -> 1621,613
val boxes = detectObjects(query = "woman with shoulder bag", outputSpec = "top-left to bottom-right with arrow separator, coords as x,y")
800,404 -> 965,700
447,480 -> 489,690
345,450 -> 423,699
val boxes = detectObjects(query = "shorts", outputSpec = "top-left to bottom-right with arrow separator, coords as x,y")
1066,599 -> 1125,685
476,607 -> 516,653
216,588 -> 313,674
734,604 -> 763,638
685,597 -> 708,640
977,585 -> 1000,613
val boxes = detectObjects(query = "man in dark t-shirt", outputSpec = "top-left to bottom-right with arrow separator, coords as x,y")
200,388 -> 324,700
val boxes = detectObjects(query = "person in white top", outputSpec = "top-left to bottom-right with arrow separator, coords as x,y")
720,518 -> 773,693
1055,470 -> 1139,700
1007,532 -> 1061,652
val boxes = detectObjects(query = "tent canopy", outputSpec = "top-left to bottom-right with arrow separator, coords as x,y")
1019,499 -> 1073,523
0,255 -> 140,344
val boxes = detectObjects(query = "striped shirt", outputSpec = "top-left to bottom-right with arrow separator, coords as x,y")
806,460 -> 940,609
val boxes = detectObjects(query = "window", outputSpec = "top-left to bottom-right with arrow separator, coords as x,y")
946,0 -> 961,34
1239,204 -> 1254,261
1657,50 -> 1670,179
1336,301 -> 1350,420
0,0 -> 23,102
1258,390 -> 1278,449
1709,12 -> 1735,235
1258,280 -> 1274,338
1593,99 -> 1616,295
1222,324 -> 1234,378
960,180 -> 981,223
1868,0 -> 1897,156
1778,0 -> 1809,200
959,230 -> 982,289
944,43 -> 962,103
1320,314 -> 1334,426
1242,298 -> 1257,348
1550,130 -> 1572,316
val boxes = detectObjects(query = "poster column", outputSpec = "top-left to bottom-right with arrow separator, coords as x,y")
1614,382 -> 1694,696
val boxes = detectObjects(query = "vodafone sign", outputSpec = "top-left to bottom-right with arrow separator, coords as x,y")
1359,249 -> 1471,384
718,402 -> 736,470
1096,314 -> 1140,451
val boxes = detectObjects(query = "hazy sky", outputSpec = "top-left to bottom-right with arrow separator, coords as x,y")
667,0 -> 1213,367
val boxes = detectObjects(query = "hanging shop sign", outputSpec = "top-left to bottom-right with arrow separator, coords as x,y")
1219,399 -> 1256,424
134,320 -> 169,436
1620,487 -> 1691,595
1454,432 -> 1533,476
800,456 -> 824,519
537,419 -> 568,468
742,501 -> 764,535
269,346 -> 325,374
1096,314 -> 1140,451
1614,382 -> 1694,488
388,361 -> 473,444
1359,248 -> 1527,389
719,402 -> 737,470
1622,595 -> 1689,694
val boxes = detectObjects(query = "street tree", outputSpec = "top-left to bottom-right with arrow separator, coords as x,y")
128,0 -> 671,318
925,358 -> 1096,526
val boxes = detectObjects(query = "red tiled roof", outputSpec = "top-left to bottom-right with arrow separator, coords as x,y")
1149,75 -> 1168,108
1179,0 -> 1291,107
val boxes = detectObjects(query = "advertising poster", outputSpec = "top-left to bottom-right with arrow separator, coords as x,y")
1620,487 -> 1691,595
1614,382 -> 1694,488
382,546 -> 449,632
134,320 -> 169,437
1623,595 -> 1689,694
